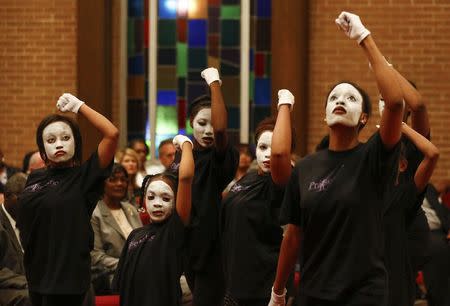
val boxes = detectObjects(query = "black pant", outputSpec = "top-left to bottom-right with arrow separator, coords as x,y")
297,292 -> 387,306
185,249 -> 225,306
422,230 -> 450,306
29,292 -> 85,306
222,293 -> 269,306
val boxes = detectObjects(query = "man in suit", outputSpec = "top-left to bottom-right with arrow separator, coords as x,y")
421,183 -> 450,306
0,172 -> 29,306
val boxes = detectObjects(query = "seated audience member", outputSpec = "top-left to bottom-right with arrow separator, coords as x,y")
91,164 -> 142,294
0,173 -> 29,306
129,139 -> 150,186
222,143 -> 254,196
26,151 -> 45,175
21,151 -> 36,174
0,149 -> 20,193
147,139 -> 177,175
421,183 -> 450,306
115,148 -> 141,209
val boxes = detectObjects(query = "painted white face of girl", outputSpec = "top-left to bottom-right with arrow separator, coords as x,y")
325,83 -> 363,127
42,121 -> 75,164
192,108 -> 214,148
145,180 -> 175,223
256,131 -> 272,173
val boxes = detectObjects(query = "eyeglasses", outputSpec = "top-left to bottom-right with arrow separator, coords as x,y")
107,177 -> 129,183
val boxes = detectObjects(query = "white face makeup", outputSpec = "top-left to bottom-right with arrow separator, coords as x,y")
192,108 -> 214,148
42,121 -> 75,164
145,180 -> 175,223
256,131 -> 272,173
325,83 -> 363,128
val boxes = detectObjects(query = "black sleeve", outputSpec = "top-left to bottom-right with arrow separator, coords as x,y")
279,166 -> 301,226
112,231 -> 133,292
168,212 -> 187,250
366,132 -> 400,190
80,150 -> 113,215
213,143 -> 239,191
404,180 -> 427,225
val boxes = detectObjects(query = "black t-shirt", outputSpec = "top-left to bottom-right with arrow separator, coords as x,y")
17,151 -> 111,294
280,132 -> 399,300
170,142 -> 238,271
113,213 -> 186,306
221,170 -> 284,299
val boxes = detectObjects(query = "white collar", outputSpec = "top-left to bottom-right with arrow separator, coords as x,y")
1,203 -> 16,229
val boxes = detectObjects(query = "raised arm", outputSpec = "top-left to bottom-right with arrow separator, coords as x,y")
270,224 -> 302,306
172,135 -> 194,226
335,12 -> 403,150
271,89 -> 294,186
57,93 -> 119,168
393,69 -> 429,136
401,123 -> 439,193
201,68 -> 228,152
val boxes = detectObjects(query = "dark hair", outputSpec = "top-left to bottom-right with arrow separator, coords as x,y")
255,117 -> 296,151
22,151 -> 37,173
158,138 -> 174,153
110,163 -> 129,179
129,138 -> 149,155
4,173 -> 27,199
237,143 -> 255,160
315,135 -> 330,151
325,81 -> 372,131
140,172 -> 178,208
36,114 -> 83,166
189,95 -> 211,123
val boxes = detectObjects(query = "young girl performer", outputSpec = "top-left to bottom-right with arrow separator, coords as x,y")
173,68 -> 239,306
113,135 -> 194,306
269,11 -> 404,306
18,93 -> 119,306
222,89 -> 294,306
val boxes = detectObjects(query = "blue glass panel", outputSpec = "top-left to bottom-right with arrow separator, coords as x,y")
128,0 -> 144,17
128,55 -> 144,75
157,90 -> 177,105
228,106 -> 240,129
257,0 -> 271,17
254,78 -> 271,105
158,0 -> 177,19
188,20 -> 207,47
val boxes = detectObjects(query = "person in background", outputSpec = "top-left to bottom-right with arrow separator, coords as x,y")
115,149 -> 141,209
129,139 -> 149,186
222,143 -> 255,197
146,139 -> 177,176
26,152 -> 45,175
0,173 -> 29,306
18,93 -> 118,306
90,164 -> 142,294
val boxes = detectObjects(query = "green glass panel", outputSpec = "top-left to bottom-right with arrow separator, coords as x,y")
221,5 -> 240,19
158,20 -> 176,46
177,43 -> 187,77
156,106 -> 178,134
185,119 -> 193,134
221,20 -> 240,46
127,19 -> 135,55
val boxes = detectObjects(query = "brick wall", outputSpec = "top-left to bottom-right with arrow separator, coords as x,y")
308,0 -> 450,181
0,0 -> 77,169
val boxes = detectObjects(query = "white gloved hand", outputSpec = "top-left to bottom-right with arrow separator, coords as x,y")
173,135 -> 193,151
268,287 -> 286,306
56,93 -> 85,113
277,89 -> 295,111
335,11 -> 371,44
201,67 -> 222,86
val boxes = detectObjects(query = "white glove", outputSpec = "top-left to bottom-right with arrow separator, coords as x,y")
56,93 -> 85,113
335,11 -> 371,44
277,89 -> 295,111
173,135 -> 193,151
201,67 -> 222,86
268,287 -> 286,306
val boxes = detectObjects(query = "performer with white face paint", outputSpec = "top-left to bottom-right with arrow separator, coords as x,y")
17,94 -> 118,306
270,12 -> 404,306
221,89 -> 294,306
114,135 -> 194,306
170,68 -> 239,306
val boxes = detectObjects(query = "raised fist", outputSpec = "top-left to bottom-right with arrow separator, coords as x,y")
173,135 -> 193,151
335,11 -> 371,44
201,67 -> 222,86
277,89 -> 295,111
56,93 -> 85,113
